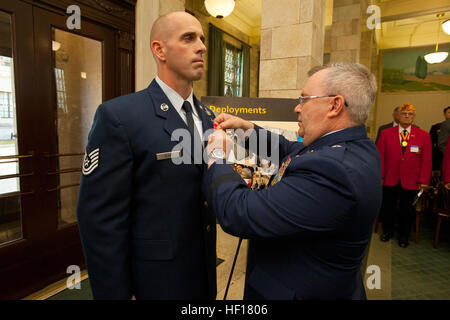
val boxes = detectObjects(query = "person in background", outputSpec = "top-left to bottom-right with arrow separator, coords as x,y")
377,103 -> 432,248
241,167 -> 253,187
438,108 -> 450,155
375,106 -> 400,144
442,136 -> 450,190
430,106 -> 450,171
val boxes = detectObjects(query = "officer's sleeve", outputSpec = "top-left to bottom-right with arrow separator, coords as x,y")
245,125 -> 300,166
76,103 -> 133,299
203,156 -> 356,239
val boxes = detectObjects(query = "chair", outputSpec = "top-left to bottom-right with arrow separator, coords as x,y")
415,172 -> 441,244
433,185 -> 450,249
414,187 -> 436,244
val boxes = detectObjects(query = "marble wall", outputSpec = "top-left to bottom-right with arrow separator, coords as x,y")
259,0 -> 326,98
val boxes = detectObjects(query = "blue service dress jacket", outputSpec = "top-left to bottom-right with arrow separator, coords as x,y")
203,125 -> 382,300
77,80 -> 217,299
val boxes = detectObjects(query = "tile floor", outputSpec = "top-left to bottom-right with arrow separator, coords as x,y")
28,219 -> 450,300
391,219 -> 450,300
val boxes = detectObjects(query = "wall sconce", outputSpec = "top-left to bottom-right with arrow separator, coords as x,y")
81,72 -> 87,79
52,41 -> 61,51
424,13 -> 448,64
204,0 -> 235,19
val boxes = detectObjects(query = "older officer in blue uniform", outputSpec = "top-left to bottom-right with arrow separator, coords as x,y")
77,12 -> 216,299
204,63 -> 381,299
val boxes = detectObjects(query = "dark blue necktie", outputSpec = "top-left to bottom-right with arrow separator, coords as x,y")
182,101 -> 203,162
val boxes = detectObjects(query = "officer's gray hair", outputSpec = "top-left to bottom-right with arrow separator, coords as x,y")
308,63 -> 377,125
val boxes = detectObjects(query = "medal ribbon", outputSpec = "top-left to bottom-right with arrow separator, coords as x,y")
400,130 -> 409,146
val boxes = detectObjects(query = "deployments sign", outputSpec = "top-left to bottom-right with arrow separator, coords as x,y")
200,96 -> 298,121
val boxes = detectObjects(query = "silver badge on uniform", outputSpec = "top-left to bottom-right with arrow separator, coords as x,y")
161,103 -> 169,112
82,148 -> 99,176
156,150 -> 182,160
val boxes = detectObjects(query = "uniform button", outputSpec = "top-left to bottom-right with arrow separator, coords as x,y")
204,201 -> 208,208
206,225 -> 211,232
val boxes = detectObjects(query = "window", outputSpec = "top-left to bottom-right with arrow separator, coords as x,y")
54,68 -> 67,112
208,25 -> 250,97
0,92 -> 13,118
224,43 -> 243,97
0,56 -> 14,119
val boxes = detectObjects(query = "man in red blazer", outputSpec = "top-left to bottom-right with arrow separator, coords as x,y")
443,136 -> 450,189
377,103 -> 432,247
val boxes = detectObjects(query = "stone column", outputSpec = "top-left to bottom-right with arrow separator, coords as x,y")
330,0 -> 361,63
135,0 -> 185,91
259,0 -> 326,98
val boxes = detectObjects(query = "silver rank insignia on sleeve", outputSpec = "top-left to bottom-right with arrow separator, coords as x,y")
82,148 -> 100,176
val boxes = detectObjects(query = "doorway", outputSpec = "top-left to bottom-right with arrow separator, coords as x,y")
0,0 -> 135,299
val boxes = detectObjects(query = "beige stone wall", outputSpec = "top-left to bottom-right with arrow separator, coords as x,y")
135,0 -> 186,91
330,0 -> 361,63
259,0 -> 326,98
250,43 -> 260,98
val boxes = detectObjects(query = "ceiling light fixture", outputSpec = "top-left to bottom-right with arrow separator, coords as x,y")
443,19 -> 450,35
424,13 -> 448,64
204,0 -> 235,19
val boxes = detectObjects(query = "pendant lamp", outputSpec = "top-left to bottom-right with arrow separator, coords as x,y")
204,0 -> 235,19
424,13 -> 449,64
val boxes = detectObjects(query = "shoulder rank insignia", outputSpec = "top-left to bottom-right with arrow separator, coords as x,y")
331,145 -> 342,148
83,148 -> 99,176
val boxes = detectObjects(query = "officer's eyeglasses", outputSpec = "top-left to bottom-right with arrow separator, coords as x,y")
400,112 -> 415,117
298,95 -> 348,107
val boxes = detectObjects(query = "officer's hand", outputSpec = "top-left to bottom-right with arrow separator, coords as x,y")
214,113 -> 254,131
418,184 -> 429,190
131,295 -> 136,300
445,183 -> 450,190
207,130 -> 232,168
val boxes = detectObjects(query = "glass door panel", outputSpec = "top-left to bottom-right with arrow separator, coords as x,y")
52,28 -> 102,227
0,11 -> 21,245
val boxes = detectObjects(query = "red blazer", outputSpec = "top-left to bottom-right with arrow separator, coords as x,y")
377,126 -> 432,190
443,136 -> 450,183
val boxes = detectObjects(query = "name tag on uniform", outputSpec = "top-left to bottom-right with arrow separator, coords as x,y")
410,145 -> 419,153
156,150 -> 181,160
